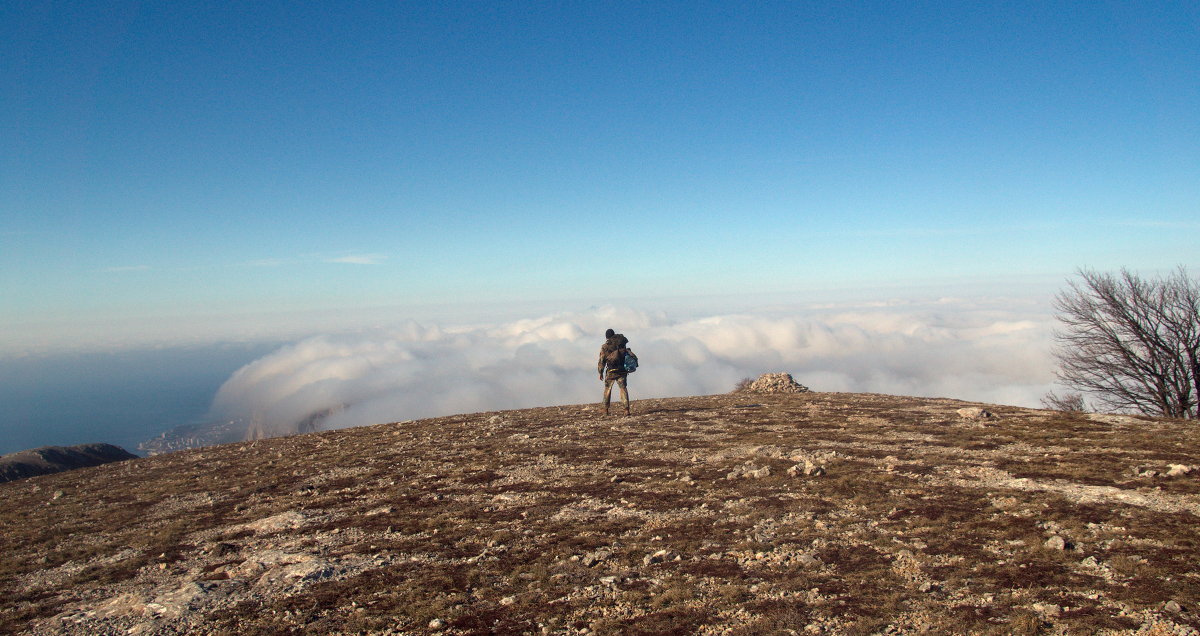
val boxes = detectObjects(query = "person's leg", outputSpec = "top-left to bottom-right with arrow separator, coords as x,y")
618,376 -> 630,415
603,377 -> 614,415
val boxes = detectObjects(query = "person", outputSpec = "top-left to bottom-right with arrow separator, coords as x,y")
597,328 -> 637,416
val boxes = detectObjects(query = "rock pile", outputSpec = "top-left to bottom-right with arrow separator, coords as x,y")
741,373 -> 810,394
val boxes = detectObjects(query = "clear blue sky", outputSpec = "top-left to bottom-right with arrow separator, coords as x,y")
3,1 -> 1198,353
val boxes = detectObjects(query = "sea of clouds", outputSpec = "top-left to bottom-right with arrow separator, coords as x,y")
208,299 -> 1059,438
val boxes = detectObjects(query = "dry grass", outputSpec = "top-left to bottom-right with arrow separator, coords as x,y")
3,392 -> 1199,635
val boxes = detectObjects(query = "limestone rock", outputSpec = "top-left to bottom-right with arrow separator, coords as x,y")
741,373 -> 810,394
956,407 -> 994,420
643,549 -> 679,566
1166,464 -> 1194,477
1044,535 -> 1070,551
727,463 -> 772,480
787,460 -> 826,477
581,549 -> 612,567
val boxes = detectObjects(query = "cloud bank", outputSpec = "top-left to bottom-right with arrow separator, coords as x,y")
209,301 -> 1057,438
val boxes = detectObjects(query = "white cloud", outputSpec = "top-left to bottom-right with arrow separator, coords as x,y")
209,300 -> 1058,438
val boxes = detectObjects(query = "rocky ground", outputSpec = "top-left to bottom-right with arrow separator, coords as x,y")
2,390 -> 1199,635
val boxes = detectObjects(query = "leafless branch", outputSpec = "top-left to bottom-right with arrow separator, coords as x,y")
1052,267 -> 1199,419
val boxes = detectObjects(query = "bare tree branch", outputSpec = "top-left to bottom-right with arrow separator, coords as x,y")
1052,267 -> 1199,419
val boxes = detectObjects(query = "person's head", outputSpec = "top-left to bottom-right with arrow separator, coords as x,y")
605,328 -> 615,339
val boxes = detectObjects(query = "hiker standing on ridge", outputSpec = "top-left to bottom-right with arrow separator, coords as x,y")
598,328 -> 638,416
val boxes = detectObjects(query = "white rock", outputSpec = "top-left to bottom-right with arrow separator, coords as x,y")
1166,464 -> 1193,477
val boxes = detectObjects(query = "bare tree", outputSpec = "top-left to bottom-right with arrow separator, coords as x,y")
1052,267 -> 1200,419
1040,391 -> 1087,412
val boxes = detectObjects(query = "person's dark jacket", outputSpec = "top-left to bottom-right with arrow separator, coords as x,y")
598,334 -> 634,378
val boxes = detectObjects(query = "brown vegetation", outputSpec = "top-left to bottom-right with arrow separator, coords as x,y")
2,392 -> 1198,634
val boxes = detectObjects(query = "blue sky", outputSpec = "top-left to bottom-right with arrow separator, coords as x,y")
3,1 -> 1198,354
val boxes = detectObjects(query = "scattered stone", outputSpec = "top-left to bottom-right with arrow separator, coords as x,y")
1164,600 -> 1183,614
1044,535 -> 1070,551
787,460 -> 826,477
243,511 -> 310,534
581,549 -> 612,568
1166,464 -> 1193,477
1033,602 -> 1063,617
643,549 -> 678,566
740,373 -> 810,394
917,581 -> 935,593
956,407 -> 993,420
727,463 -> 771,480
500,596 -> 516,606
429,618 -> 447,629
795,553 -> 822,569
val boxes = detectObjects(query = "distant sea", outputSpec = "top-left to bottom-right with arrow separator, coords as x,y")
0,343 -> 279,457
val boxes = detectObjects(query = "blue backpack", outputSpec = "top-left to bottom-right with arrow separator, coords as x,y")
622,349 -> 638,373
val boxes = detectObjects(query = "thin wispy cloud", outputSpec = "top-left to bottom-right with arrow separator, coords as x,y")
325,254 -> 387,265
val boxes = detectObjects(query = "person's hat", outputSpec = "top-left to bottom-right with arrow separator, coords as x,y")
605,328 -> 615,339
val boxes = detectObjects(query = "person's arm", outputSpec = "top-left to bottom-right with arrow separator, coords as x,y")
598,350 -> 606,378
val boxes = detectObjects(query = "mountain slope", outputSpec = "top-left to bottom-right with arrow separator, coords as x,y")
0,443 -> 137,483
3,392 -> 1198,634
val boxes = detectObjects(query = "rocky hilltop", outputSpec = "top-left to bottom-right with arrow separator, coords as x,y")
3,391 -> 1198,635
0,443 -> 137,483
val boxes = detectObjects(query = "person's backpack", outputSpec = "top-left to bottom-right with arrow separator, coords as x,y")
604,346 -> 624,370
604,346 -> 637,373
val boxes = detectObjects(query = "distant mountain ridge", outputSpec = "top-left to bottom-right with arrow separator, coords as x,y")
0,443 -> 137,483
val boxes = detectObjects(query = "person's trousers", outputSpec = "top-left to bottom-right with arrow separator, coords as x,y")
603,373 -> 629,414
